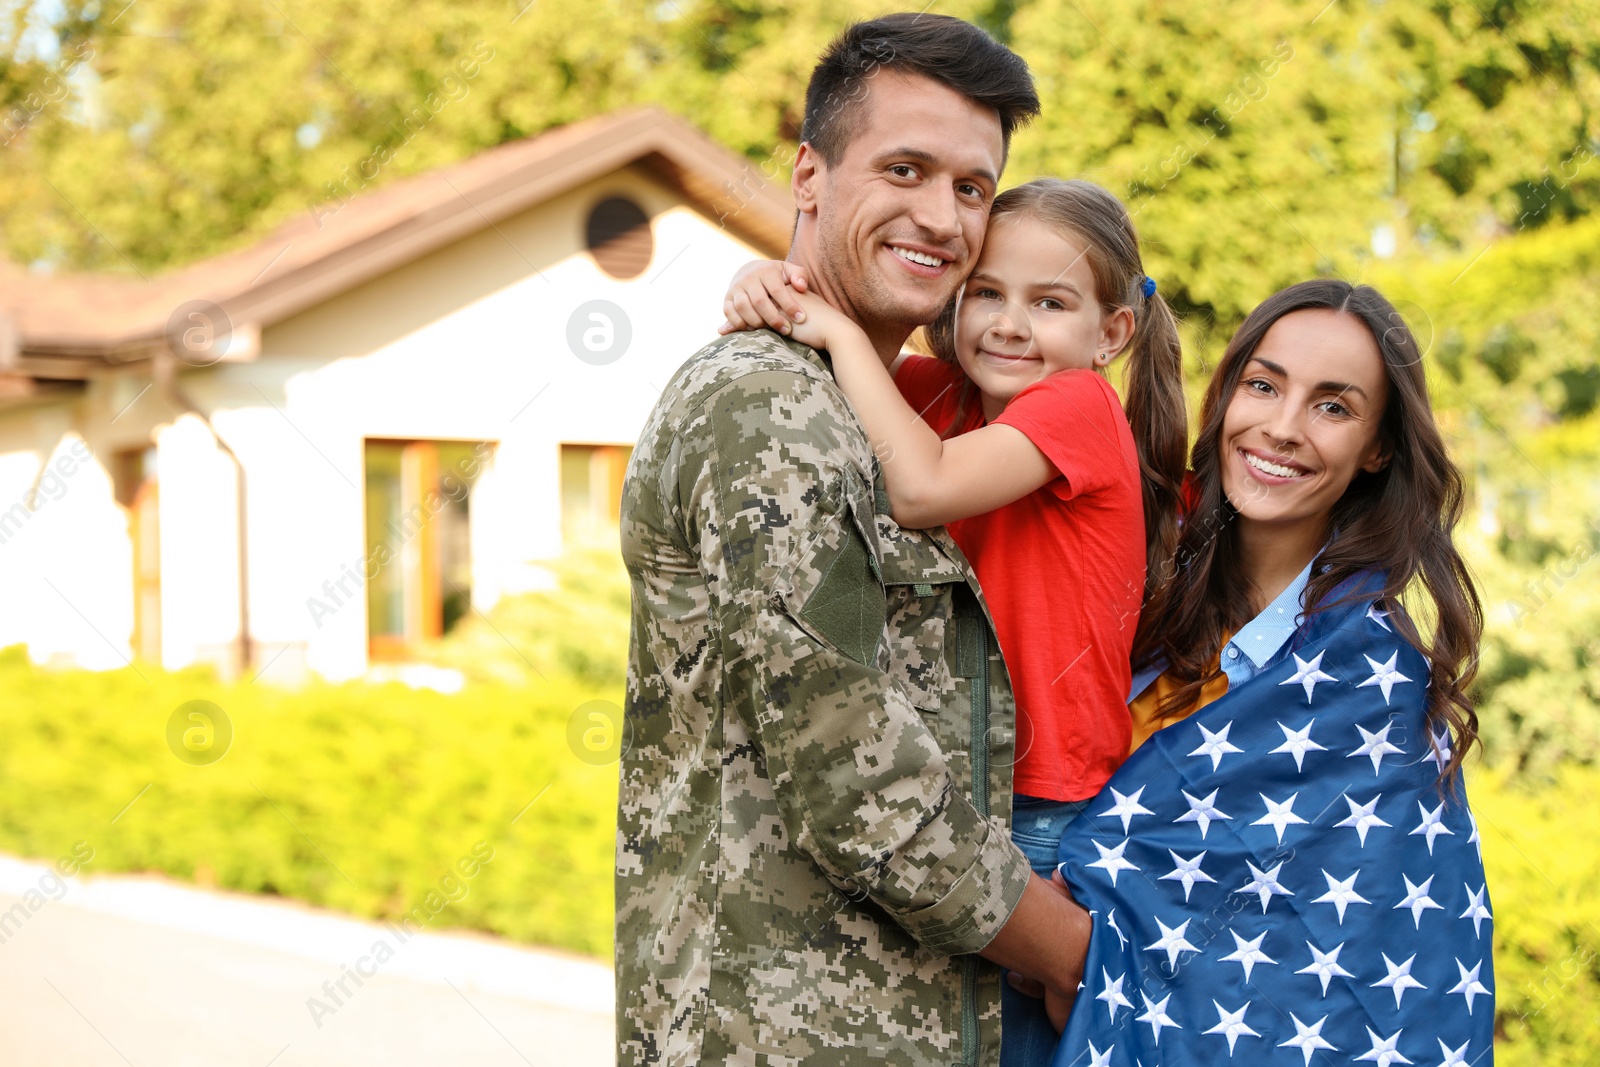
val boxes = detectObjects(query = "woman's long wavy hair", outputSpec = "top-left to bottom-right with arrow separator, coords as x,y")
924,179 -> 1188,636
1136,279 -> 1483,784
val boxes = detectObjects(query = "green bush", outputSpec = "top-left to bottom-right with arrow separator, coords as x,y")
1472,765 -> 1600,1066
422,544 -> 631,690
0,645 -> 621,958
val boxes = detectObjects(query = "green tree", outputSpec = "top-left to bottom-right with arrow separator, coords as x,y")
3,0 -> 1596,289
1,0 -> 671,270
1003,0 -> 1599,328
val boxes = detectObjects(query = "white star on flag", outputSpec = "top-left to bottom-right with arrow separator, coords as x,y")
1236,860 -> 1295,912
1394,873 -> 1443,928
1355,1027 -> 1413,1066
1252,791 -> 1310,843
1278,1012 -> 1338,1067
1087,838 -> 1141,886
1159,849 -> 1217,902
1296,940 -> 1354,996
1281,651 -> 1338,702
1366,602 -> 1392,631
1448,958 -> 1491,1014
1094,967 -> 1133,1021
1468,811 -> 1481,860
1145,916 -> 1200,969
1104,908 -> 1128,949
1409,801 -> 1456,855
1372,953 -> 1427,1008
1422,726 -> 1453,770
1357,651 -> 1412,704
1311,869 -> 1370,924
1189,721 -> 1244,771
1460,884 -> 1492,938
1084,1040 -> 1112,1067
1436,1038 -> 1471,1066
1270,719 -> 1328,771
1176,788 -> 1233,839
1220,928 -> 1276,982
1349,723 -> 1405,775
1098,785 -> 1155,833
1202,1000 -> 1260,1056
1137,991 -> 1181,1045
1335,792 -> 1391,845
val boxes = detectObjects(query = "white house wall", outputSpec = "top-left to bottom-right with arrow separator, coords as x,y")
0,164 -> 776,681
155,414 -> 244,674
0,420 -> 134,671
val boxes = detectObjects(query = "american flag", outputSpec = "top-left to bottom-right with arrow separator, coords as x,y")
1052,588 -> 1495,1067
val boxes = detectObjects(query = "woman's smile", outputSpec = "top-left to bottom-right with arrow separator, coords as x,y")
1238,447 -> 1313,483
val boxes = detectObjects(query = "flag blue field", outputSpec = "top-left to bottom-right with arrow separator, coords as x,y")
1053,585 -> 1494,1067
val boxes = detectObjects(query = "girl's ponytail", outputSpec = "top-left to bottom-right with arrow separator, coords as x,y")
1122,289 -> 1188,660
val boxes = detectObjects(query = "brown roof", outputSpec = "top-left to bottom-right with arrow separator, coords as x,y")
0,107 -> 793,376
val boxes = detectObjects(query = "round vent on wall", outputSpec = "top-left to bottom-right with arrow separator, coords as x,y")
585,196 -> 653,279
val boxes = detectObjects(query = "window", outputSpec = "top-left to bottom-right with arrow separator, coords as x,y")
561,443 -> 631,546
364,439 -> 489,660
585,196 -> 653,279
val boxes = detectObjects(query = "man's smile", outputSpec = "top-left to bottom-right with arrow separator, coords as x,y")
885,242 -> 955,276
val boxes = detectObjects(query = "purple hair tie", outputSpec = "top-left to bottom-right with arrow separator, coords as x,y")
1140,276 -> 1157,299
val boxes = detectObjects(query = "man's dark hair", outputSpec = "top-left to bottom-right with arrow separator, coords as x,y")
800,13 -> 1039,166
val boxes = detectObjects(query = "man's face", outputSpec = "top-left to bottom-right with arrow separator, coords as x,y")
801,71 -> 1004,334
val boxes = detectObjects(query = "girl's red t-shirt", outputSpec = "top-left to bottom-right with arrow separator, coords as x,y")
893,355 -> 1146,801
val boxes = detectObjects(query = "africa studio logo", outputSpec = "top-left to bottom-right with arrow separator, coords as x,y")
566,300 -> 631,366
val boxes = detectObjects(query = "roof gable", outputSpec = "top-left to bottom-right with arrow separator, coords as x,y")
0,107 -> 793,375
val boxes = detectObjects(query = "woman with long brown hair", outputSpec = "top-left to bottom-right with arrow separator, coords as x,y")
1048,280 -> 1493,1067
1130,279 -> 1480,770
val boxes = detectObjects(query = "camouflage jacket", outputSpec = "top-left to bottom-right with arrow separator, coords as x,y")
616,329 -> 1033,1066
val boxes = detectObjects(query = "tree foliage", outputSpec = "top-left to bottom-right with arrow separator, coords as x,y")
2,0 -> 1595,289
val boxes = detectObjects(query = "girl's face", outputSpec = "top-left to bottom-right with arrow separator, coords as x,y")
952,218 -> 1132,416
1219,308 -> 1390,531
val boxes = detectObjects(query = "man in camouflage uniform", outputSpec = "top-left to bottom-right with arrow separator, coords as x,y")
617,15 -> 1091,1065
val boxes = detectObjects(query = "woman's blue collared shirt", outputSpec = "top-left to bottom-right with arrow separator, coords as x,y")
1128,559 -> 1314,701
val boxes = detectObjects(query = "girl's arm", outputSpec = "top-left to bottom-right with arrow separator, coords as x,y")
720,262 -> 1059,529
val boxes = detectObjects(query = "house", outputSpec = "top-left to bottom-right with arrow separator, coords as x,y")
0,107 -> 793,682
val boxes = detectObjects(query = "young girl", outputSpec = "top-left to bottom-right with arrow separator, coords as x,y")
720,178 -> 1186,1064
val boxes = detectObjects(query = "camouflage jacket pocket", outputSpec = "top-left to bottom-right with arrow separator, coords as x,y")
879,584 -> 954,710
874,516 -> 968,709
776,475 -> 887,665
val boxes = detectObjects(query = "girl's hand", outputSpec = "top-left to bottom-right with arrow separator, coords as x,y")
781,289 -> 864,352
719,260 -> 810,337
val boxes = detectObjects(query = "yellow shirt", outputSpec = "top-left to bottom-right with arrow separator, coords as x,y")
1127,632 -> 1233,754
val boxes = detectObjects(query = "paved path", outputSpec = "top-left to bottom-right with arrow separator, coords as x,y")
0,855 -> 613,1066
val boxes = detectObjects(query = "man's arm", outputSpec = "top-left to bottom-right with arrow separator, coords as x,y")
984,872 -> 1093,1026
687,367 -> 1089,994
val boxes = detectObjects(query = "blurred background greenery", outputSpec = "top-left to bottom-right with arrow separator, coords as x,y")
1,0 -> 1596,1061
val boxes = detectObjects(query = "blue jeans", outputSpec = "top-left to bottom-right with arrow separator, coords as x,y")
1000,793 -> 1092,1067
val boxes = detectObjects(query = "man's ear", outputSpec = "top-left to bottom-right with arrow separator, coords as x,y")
792,142 -> 822,215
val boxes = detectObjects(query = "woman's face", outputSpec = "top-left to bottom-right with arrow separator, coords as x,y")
1219,308 -> 1390,531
